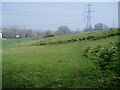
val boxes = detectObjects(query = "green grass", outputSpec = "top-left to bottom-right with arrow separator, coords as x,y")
2,38 -> 32,48
2,29 -> 119,88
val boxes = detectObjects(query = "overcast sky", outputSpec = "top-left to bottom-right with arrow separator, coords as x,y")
1,2 -> 118,31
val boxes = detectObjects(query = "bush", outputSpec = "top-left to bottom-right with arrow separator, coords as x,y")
86,42 -> 119,75
39,29 -> 119,46
45,34 -> 55,38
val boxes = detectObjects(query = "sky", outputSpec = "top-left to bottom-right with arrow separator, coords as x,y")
1,2 -> 118,31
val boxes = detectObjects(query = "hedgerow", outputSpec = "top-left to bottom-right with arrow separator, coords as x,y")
38,29 -> 119,46
82,41 -> 120,88
83,42 -> 120,75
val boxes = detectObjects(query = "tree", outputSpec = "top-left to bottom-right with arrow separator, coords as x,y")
83,26 -> 93,32
45,30 -> 52,37
2,26 -> 20,38
2,27 -> 43,38
76,28 -> 81,33
31,30 -> 37,38
103,25 -> 109,30
94,23 -> 109,30
94,23 -> 104,30
55,26 -> 71,35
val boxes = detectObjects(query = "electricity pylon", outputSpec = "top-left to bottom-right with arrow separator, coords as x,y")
83,3 -> 94,31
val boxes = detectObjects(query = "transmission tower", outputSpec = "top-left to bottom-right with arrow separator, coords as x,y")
83,3 -> 94,31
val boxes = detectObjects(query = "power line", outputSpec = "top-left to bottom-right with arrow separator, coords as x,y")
2,9 -> 46,14
2,2 -> 84,17
3,8 -> 67,15
83,3 -> 94,30
28,2 -> 83,9
2,2 -> 83,15
2,21 -> 82,28
2,9 -> 82,17
2,12 -> 82,17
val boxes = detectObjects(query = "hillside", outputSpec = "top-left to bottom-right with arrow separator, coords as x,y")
2,29 -> 120,88
5,28 -> 119,47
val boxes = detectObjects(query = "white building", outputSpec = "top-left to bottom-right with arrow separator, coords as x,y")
0,33 -> 2,39
0,30 -> 2,39
16,34 -> 20,38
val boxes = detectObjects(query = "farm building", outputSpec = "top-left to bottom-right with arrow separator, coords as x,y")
0,30 -> 2,39
16,34 -> 21,38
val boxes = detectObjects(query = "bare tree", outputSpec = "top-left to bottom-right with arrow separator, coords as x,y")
55,26 -> 71,35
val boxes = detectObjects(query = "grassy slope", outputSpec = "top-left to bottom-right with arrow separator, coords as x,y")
2,38 -> 32,48
2,29 -> 119,88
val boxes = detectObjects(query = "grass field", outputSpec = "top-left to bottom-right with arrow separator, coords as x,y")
2,29 -> 119,88
2,38 -> 32,48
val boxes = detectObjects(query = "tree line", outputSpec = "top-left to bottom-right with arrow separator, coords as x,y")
2,23 -> 110,39
2,27 -> 44,38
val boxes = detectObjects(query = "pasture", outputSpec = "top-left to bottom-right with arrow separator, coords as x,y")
2,38 -> 32,48
2,29 -> 119,88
